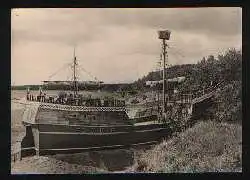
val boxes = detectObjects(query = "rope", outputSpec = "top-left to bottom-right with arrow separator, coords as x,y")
78,65 -> 100,82
47,63 -> 72,80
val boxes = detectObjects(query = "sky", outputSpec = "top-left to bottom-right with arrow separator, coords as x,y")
11,8 -> 242,85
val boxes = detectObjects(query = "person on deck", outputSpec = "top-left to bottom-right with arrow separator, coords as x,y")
43,93 -> 47,102
26,87 -> 30,100
58,91 -> 65,104
38,87 -> 43,102
68,93 -> 73,105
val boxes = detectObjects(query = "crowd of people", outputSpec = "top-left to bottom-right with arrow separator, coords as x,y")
26,88 -> 126,107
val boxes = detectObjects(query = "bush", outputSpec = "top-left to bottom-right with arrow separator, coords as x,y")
132,121 -> 242,173
133,48 -> 242,94
205,80 -> 242,124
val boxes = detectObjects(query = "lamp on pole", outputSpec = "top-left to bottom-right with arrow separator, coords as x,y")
158,30 -> 171,120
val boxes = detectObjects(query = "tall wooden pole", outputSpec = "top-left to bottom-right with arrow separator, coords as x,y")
158,30 -> 171,120
73,46 -> 78,97
162,39 -> 167,116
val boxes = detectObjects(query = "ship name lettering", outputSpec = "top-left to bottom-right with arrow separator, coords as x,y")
88,127 -> 114,134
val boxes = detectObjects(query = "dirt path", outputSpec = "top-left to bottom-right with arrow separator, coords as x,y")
11,155 -> 107,174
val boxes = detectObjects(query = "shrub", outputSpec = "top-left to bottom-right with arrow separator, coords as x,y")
132,121 -> 242,172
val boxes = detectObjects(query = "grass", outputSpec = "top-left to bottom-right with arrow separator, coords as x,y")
131,121 -> 242,173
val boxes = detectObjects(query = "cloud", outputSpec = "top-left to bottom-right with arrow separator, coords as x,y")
11,8 -> 242,85
90,8 -> 241,37
12,8 -> 241,44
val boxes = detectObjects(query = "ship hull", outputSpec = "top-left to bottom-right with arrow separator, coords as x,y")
21,122 -> 171,156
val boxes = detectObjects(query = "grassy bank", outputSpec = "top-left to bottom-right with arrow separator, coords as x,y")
131,121 -> 242,173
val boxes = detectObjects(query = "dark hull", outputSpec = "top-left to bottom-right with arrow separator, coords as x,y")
21,123 -> 171,157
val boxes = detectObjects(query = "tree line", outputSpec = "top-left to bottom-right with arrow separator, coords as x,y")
132,48 -> 241,93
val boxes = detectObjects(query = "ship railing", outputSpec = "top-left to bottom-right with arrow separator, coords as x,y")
191,84 -> 218,99
26,94 -> 126,107
162,93 -> 193,104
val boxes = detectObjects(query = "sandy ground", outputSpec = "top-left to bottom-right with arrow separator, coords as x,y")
11,155 -> 108,174
11,103 -> 25,151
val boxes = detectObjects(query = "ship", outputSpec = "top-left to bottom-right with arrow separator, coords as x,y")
13,30 -> 219,159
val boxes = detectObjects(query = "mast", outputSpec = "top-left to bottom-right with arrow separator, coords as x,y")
162,39 -> 166,115
73,46 -> 78,97
157,54 -> 162,114
158,30 -> 171,120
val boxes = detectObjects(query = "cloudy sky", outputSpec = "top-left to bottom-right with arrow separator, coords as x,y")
11,8 -> 241,85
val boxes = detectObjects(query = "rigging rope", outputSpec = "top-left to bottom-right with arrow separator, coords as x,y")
47,62 -> 72,80
78,65 -> 100,82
